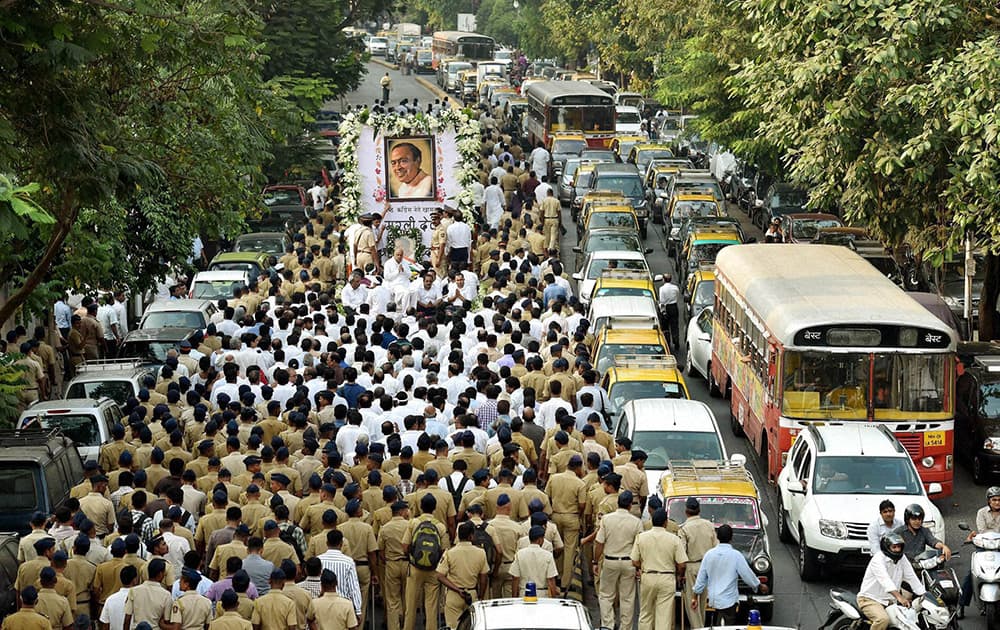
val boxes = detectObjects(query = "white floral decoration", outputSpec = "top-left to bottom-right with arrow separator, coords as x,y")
336,108 -> 482,224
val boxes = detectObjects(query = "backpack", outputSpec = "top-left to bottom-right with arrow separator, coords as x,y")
444,474 -> 468,512
278,523 -> 305,562
471,521 -> 496,568
409,518 -> 443,569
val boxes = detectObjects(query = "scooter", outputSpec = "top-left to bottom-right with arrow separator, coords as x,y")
959,522 -> 1000,630
912,548 -> 962,629
818,587 -> 953,630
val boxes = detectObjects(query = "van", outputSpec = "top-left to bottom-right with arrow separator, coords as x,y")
0,429 -> 84,536
139,298 -> 216,330
63,359 -> 158,408
18,398 -> 121,462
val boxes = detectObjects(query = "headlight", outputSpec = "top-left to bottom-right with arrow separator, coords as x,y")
921,456 -> 934,468
819,519 -> 848,539
670,227 -> 680,237
985,437 -> 1000,453
975,537 -> 1000,551
752,555 -> 771,573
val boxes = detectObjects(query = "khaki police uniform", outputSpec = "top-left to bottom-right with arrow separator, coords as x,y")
545,470 -> 586,590
251,589 -> 298,630
482,484 -> 527,521
214,595 -> 254,620
485,514 -> 522,598
15,558 -> 51,594
509,544 -> 558,597
125,579 -> 173,628
678,515 -> 719,628
209,610 -> 253,630
340,517 -> 378,621
539,196 -> 561,250
64,555 -> 96,612
597,508 -> 644,629
282,582 -> 312,630
436,541 -> 489,628
307,592 -> 358,630
402,516 -> 448,630
169,591 -> 214,630
631,528 -> 688,630
261,536 -> 297,568
79,492 -> 116,537
378,516 -> 410,630
615,462 -> 649,517
36,587 -> 73,629
92,557 -> 126,605
1,608 -> 51,630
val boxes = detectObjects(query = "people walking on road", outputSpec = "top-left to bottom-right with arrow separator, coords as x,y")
631,508 -> 687,630
380,72 -> 392,102
595,491 -> 643,630
678,497 -> 718,628
692,524 -> 768,626
658,274 -> 681,351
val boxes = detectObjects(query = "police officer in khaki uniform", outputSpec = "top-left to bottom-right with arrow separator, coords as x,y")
545,454 -> 587,593
485,494 -> 522,597
339,499 -> 378,624
170,568 -> 214,630
124,558 -> 173,630
436,521 -> 489,628
402,494 -> 448,630
211,590 -> 252,630
596,491 -> 644,630
631,509 -> 688,630
678,497 -> 719,628
251,569 -> 299,630
377,501 -> 411,630
539,189 -> 561,251
616,450 -> 650,517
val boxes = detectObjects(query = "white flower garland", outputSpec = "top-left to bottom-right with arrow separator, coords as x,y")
336,108 -> 482,224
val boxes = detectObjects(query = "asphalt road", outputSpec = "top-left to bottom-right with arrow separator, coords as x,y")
342,62 -> 989,630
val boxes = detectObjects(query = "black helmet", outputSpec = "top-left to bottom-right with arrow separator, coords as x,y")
904,503 -> 925,523
881,533 -> 905,562
988,486 -> 1000,501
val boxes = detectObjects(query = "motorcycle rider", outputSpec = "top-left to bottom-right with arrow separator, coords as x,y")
894,503 -> 951,562
959,486 -> 1000,617
857,533 -> 926,630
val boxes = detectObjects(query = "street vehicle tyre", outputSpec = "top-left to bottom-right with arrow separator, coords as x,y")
987,601 -> 998,630
730,404 -> 744,437
777,498 -> 794,543
684,346 -> 695,377
798,528 -> 820,582
975,455 -> 989,485
708,367 -> 721,398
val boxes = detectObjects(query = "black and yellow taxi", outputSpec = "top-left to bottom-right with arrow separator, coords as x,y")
600,354 -> 690,417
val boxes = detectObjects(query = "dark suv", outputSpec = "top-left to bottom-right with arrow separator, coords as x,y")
757,182 -> 808,230
590,163 -> 648,238
956,342 -> 1000,484
0,429 -> 83,536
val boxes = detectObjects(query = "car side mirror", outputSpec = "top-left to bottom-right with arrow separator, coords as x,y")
653,274 -> 664,282
572,272 -> 582,281
644,248 -> 653,254
730,453 -> 747,466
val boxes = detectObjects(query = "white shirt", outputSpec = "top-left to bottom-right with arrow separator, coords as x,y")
484,185 -> 505,227
307,184 -> 327,210
534,181 -> 552,204
113,299 -> 129,336
100,586 -> 131,630
867,517 -> 904,554
438,471 -> 475,495
469,182 -> 485,207
162,531 -> 191,572
341,284 -> 368,310
97,304 -> 120,340
383,258 -> 410,287
658,281 -> 681,307
858,552 -> 925,605
538,397 -> 572,431
530,147 -> 551,175
446,221 -> 473,249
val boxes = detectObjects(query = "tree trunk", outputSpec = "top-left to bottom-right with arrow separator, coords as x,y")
0,195 -> 78,327
979,253 -> 1000,341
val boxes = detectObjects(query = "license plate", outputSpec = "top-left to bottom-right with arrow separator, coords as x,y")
924,431 -> 945,447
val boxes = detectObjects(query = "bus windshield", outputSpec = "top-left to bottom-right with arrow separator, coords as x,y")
782,351 -> 950,418
553,106 -> 614,132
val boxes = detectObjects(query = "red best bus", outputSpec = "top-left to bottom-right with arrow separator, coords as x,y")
711,244 -> 957,497
523,81 -> 616,149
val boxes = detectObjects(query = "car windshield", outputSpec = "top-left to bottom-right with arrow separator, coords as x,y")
21,413 -> 101,446
667,496 -> 761,530
792,218 -> 842,240
638,150 -> 674,169
631,430 -> 724,469
192,280 -> 243,300
587,258 -> 647,278
690,242 -> 734,262
586,232 -> 641,252
581,150 -> 616,162
617,140 -> 639,157
589,213 -> 637,230
210,262 -> 262,277
262,189 -> 301,206
673,201 -> 719,219
782,351 -> 950,418
812,455 -> 923,494
617,110 -> 641,124
596,344 -> 665,373
594,287 -> 655,300
552,139 -> 587,155
141,311 -> 206,330
609,381 -> 684,412
235,236 -> 283,254
771,189 -> 807,209
563,160 -> 582,181
694,280 -> 715,305
574,171 -> 594,187
677,182 -> 724,201
66,381 -> 134,407
594,176 -> 643,198
119,341 -> 177,363
980,381 -> 1000,420
0,464 -> 38,511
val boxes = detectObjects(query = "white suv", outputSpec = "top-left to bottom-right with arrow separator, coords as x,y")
776,423 -> 944,581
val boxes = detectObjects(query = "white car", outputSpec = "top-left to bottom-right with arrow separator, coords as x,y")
189,270 -> 248,302
613,398 -> 745,495
571,249 -> 659,306
616,105 -> 643,135
367,36 -> 388,56
685,307 -> 713,379
456,597 -> 592,630
587,294 -> 659,334
777,423 -> 945,581
139,298 -> 217,330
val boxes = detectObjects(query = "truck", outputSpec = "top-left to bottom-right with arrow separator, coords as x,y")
395,23 -> 421,42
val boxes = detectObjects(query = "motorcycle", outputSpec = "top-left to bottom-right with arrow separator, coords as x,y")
818,550 -> 960,630
959,522 -> 1000,630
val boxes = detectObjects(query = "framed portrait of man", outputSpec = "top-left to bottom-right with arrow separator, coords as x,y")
385,136 -> 437,201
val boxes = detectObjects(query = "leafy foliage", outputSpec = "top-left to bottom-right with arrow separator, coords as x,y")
0,354 -> 27,428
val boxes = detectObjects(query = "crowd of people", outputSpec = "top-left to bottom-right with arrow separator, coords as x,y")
2,114 -> 772,630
